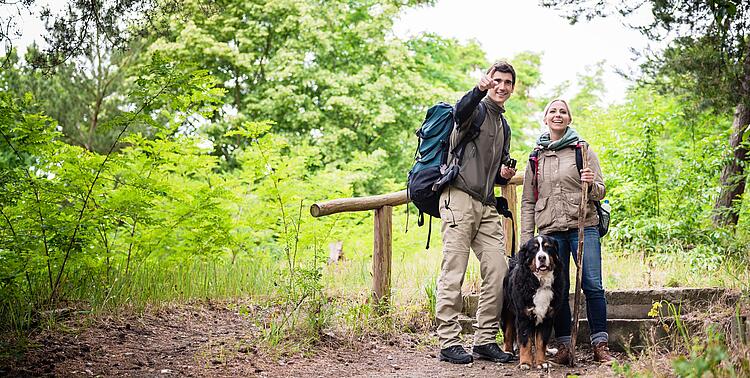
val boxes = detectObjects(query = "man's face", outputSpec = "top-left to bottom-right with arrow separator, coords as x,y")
487,71 -> 514,106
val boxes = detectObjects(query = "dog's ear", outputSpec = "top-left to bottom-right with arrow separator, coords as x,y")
545,237 -> 563,268
518,237 -> 531,257
525,236 -> 540,265
518,237 -> 532,266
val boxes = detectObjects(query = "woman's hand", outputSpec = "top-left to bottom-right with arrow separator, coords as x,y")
580,167 -> 595,184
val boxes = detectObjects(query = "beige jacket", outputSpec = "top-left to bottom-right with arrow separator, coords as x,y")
520,143 -> 605,243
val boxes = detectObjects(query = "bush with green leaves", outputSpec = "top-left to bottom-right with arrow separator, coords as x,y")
577,87 -> 747,265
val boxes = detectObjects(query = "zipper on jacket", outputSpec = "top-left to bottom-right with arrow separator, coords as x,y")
481,117 -> 497,204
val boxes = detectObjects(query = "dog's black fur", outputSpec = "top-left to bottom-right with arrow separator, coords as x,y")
501,235 -> 564,369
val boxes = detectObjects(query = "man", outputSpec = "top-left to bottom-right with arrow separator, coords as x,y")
436,61 -> 517,364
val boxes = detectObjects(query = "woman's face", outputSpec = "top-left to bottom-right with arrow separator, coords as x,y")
544,100 -> 571,134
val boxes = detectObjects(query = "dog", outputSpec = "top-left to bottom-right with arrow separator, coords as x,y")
501,235 -> 564,369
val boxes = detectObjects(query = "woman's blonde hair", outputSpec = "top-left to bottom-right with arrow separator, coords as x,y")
543,98 -> 572,124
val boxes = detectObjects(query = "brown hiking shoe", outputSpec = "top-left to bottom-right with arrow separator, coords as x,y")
551,345 -> 571,366
593,342 -> 616,365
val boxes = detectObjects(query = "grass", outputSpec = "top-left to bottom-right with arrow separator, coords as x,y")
613,300 -> 750,377
5,202 -> 746,333
3,200 -> 749,376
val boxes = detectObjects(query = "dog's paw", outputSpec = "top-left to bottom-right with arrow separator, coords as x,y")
518,363 -> 531,370
536,362 -> 550,369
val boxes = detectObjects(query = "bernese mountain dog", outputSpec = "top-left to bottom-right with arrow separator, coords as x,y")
501,235 -> 564,369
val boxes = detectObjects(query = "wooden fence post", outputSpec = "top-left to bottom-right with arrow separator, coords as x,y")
501,184 -> 519,256
372,205 -> 392,311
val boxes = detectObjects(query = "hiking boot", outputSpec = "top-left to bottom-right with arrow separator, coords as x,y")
439,345 -> 473,364
551,344 -> 571,366
472,343 -> 512,363
593,341 -> 616,365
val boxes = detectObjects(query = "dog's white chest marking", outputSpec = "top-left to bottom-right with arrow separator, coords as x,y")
532,273 -> 555,325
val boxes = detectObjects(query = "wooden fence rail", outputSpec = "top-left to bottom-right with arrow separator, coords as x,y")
310,173 -> 524,309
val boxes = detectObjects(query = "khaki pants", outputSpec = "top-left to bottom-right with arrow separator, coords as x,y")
435,187 -> 508,349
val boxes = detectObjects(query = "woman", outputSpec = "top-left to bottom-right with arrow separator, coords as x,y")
519,99 -> 615,365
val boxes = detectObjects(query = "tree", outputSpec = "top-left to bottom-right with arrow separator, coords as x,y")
0,0 -> 187,151
540,0 -> 750,228
0,0 -> 34,66
0,0 -> 177,68
0,40 -> 147,153
151,0 -> 491,189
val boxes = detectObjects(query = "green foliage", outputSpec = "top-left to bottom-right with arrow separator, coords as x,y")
0,55 -> 228,328
0,43 -> 143,153
0,48 -> 382,346
633,300 -> 750,377
149,0 -> 500,196
612,360 -> 652,378
423,275 -> 437,324
406,33 -> 486,95
672,329 -> 736,378
503,51 -> 544,155
576,87 -> 743,261
542,0 -> 750,227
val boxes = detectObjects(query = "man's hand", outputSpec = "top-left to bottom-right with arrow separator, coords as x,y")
500,165 -> 516,180
478,66 -> 497,91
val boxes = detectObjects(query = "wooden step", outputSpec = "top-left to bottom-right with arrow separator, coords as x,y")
457,314 -> 749,352
462,287 -> 737,319
457,317 -> 663,352
455,287 -> 745,352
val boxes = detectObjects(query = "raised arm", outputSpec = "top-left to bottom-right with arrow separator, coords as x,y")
454,87 -> 487,128
454,66 -> 498,127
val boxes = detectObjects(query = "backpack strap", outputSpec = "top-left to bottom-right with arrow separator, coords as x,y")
495,196 -> 516,256
531,141 -> 603,236
574,141 -> 584,173
500,113 -> 511,163
425,215 -> 433,250
529,148 -> 541,201
451,102 -> 485,164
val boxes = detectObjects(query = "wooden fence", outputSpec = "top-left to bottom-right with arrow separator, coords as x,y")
310,172 -> 524,308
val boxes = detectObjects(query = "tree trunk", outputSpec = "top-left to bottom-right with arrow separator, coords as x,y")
713,102 -> 750,227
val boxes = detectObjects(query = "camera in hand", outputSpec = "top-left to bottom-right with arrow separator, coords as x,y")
507,158 -> 517,169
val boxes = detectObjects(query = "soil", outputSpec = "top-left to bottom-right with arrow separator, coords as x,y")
1,301 -> 619,377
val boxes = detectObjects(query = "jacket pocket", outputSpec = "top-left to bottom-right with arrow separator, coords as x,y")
566,193 -> 582,222
534,197 -> 552,230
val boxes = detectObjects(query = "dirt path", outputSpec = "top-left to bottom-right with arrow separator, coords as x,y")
1,301 -> 618,377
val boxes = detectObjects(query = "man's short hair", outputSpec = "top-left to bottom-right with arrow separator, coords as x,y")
486,61 -> 516,86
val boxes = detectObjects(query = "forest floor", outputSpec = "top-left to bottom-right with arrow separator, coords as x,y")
1,300 -> 638,377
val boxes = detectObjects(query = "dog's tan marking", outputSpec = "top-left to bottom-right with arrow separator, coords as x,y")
534,329 -> 547,368
519,336 -> 533,368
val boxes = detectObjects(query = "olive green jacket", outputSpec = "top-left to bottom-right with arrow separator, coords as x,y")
447,88 -> 511,205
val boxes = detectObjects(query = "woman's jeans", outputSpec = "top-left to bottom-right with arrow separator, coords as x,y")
548,227 -> 608,345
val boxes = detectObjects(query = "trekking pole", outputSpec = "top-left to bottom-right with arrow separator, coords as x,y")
569,143 -> 589,367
